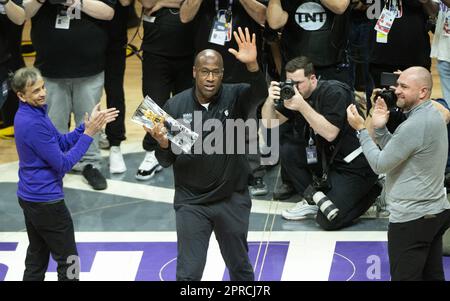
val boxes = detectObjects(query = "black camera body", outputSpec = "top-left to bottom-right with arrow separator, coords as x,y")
375,89 -> 397,109
279,79 -> 297,101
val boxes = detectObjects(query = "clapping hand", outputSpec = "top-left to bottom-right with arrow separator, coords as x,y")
371,97 -> 390,129
346,104 -> 365,131
84,103 -> 119,137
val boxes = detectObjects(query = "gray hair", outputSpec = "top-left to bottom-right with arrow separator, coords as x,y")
11,67 -> 42,93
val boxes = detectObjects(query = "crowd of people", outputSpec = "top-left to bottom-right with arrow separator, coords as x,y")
1,0 -> 450,281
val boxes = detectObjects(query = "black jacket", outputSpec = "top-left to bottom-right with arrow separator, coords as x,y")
156,70 -> 268,207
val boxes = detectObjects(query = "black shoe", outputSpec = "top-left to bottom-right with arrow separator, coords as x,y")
273,183 -> 295,200
249,177 -> 269,196
82,164 -> 107,190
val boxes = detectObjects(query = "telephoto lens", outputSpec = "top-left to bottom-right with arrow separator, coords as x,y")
304,185 -> 339,221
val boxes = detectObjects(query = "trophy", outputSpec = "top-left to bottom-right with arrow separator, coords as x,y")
131,96 -> 199,153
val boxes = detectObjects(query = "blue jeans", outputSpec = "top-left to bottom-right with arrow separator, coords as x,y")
437,60 -> 450,106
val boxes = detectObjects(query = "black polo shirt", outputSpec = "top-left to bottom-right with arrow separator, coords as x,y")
155,70 -> 268,206
142,8 -> 195,58
30,0 -> 116,78
369,0 -> 431,69
0,0 -> 23,79
189,0 -> 264,83
279,0 -> 350,66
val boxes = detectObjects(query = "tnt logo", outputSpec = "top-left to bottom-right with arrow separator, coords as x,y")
295,2 -> 327,31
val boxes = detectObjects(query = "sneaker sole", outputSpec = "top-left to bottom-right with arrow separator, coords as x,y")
81,177 -> 107,190
251,190 -> 269,196
110,167 -> 127,174
281,213 -> 317,221
135,165 -> 163,181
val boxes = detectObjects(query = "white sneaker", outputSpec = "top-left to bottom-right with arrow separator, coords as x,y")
281,199 -> 318,221
135,151 -> 163,180
99,130 -> 110,149
109,146 -> 127,174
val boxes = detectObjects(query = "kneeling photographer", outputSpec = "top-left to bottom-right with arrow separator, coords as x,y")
262,56 -> 380,231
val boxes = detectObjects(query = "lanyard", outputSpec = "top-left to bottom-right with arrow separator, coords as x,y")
215,0 -> 233,23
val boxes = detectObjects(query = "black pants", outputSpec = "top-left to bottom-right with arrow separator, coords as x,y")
104,3 -> 129,146
142,51 -> 193,151
175,190 -> 254,281
18,198 -> 79,281
280,139 -> 379,230
246,106 -> 266,180
388,209 -> 450,281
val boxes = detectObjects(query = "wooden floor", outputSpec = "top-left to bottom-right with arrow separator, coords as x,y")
0,18 -> 445,164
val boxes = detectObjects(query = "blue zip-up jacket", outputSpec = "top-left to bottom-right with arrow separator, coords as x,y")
14,101 -> 93,202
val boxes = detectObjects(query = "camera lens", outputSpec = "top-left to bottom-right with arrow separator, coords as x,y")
312,191 -> 339,221
304,185 -> 339,221
279,80 -> 296,101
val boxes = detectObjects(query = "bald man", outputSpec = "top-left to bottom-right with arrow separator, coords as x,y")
347,67 -> 450,281
145,27 -> 267,281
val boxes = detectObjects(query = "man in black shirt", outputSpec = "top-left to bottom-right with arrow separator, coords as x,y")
145,27 -> 267,280
0,0 -> 25,120
262,56 -> 379,230
267,0 -> 351,85
135,0 -> 195,181
104,0 -> 131,175
24,0 -> 116,190
180,0 -> 269,197
369,0 -> 438,87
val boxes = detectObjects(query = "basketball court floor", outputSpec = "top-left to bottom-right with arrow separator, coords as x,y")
1,13 -> 449,281
1,144 -> 449,281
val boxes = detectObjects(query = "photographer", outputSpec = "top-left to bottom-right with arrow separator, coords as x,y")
261,56 -> 379,230
347,66 -> 450,281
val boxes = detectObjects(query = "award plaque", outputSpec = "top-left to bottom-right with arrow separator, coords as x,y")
132,96 -> 199,153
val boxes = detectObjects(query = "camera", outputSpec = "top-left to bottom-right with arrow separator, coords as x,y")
279,79 -> 297,101
374,88 -> 397,109
303,182 -> 339,221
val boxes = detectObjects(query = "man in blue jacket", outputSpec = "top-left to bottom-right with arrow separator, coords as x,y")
12,67 -> 119,281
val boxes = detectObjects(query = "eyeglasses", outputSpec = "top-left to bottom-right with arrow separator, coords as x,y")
198,69 -> 223,78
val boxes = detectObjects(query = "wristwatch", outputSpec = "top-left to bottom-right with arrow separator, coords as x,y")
356,128 -> 367,139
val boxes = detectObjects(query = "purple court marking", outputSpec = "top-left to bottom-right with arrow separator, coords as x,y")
223,242 -> 289,281
0,243 -> 17,281
329,241 -> 450,281
0,243 -> 17,251
46,241 -> 289,281
0,264 -> 7,281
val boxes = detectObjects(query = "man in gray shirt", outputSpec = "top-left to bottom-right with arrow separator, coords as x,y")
347,66 -> 450,281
